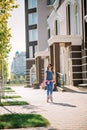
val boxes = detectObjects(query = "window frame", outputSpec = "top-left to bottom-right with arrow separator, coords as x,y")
28,12 -> 37,25
28,0 -> 37,9
29,29 -> 38,42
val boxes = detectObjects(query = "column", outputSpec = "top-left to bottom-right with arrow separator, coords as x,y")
35,56 -> 42,84
53,43 -> 60,83
49,46 -> 53,65
59,43 -> 65,74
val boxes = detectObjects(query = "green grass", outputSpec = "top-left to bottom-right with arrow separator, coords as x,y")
5,87 -> 15,92
2,95 -> 21,99
5,89 -> 15,92
0,114 -> 50,129
0,87 -> 15,93
0,101 -> 29,106
5,87 -> 12,90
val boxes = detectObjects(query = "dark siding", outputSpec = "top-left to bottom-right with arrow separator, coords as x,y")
71,46 -> 82,86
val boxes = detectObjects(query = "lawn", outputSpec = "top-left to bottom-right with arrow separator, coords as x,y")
5,89 -> 15,92
2,95 -> 21,99
5,87 -> 12,90
0,87 -> 15,93
0,101 -> 29,106
0,114 -> 50,129
0,87 -> 28,106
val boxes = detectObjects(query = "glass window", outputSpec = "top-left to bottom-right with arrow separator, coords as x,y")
35,45 -> 38,53
28,0 -> 37,9
29,29 -> 38,42
29,46 -> 33,58
55,20 -> 58,35
28,13 -> 37,25
75,5 -> 79,34
66,4 -> 71,35
48,28 -> 50,39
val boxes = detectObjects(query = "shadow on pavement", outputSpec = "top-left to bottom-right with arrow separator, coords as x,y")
70,91 -> 87,94
30,127 -> 59,130
52,102 -> 77,108
4,127 -> 59,130
22,104 -> 38,109
1,106 -> 14,114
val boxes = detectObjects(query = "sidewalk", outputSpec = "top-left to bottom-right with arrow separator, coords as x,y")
0,86 -> 87,130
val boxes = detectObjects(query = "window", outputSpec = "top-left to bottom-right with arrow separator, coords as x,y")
29,46 -> 33,58
28,13 -> 37,25
55,20 -> 58,35
48,28 -> 50,39
29,29 -> 38,41
35,45 -> 38,53
58,21 -> 60,34
28,0 -> 37,9
84,0 -> 87,15
75,5 -> 79,34
85,0 -> 87,15
66,4 -> 71,35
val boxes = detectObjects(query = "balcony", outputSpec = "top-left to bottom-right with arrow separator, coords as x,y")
35,49 -> 50,58
48,35 -> 82,46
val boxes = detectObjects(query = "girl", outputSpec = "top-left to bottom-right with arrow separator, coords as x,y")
45,64 -> 55,103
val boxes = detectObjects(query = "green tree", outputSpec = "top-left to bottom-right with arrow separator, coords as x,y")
19,75 -> 25,84
0,0 -> 18,80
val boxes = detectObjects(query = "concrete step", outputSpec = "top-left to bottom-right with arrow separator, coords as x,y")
57,86 -> 66,92
64,86 -> 79,92
57,85 -> 87,92
78,84 -> 87,87
64,85 -> 87,92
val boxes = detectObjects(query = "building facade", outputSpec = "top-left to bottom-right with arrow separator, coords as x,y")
25,0 -> 87,87
47,0 -> 87,86
11,51 -> 26,77
81,0 -> 87,84
25,0 -> 55,86
47,0 -> 82,86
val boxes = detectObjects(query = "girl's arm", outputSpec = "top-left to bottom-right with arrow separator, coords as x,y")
52,72 -> 55,82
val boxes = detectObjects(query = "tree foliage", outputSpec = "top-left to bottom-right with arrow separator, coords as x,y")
0,0 -> 18,79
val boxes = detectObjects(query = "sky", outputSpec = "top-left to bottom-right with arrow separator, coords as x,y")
8,0 -> 25,77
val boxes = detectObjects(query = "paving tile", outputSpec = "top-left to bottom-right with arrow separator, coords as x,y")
0,86 -> 87,130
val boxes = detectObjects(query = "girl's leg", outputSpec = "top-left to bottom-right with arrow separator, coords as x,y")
49,82 -> 53,102
46,84 -> 50,102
